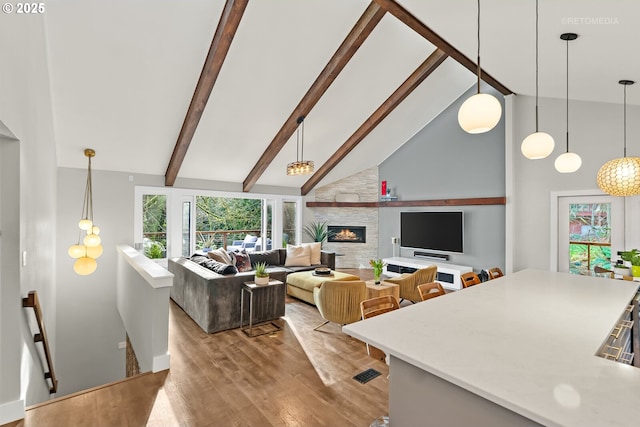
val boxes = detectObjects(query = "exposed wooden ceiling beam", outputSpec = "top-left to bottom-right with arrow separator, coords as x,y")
165,0 -> 249,186
242,2 -> 386,192
373,0 -> 512,96
301,48 -> 448,195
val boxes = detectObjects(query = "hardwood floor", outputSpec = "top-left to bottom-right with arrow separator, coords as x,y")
5,269 -> 389,427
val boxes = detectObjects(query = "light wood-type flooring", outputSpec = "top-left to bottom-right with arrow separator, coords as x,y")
4,269 -> 389,427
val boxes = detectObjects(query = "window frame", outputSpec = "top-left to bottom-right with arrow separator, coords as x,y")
134,186 -> 301,258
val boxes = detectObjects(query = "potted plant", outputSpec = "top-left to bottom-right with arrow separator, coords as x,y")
303,221 -> 334,246
369,259 -> 386,284
145,242 -> 165,259
620,249 -> 640,277
254,261 -> 270,285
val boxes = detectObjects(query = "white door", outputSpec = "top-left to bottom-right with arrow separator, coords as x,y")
557,195 -> 625,274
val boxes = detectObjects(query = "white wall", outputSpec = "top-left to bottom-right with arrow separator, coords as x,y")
0,10 -> 59,419
117,245 -> 172,373
510,95 -> 640,271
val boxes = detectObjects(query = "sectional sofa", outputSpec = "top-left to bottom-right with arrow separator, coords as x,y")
168,248 -> 335,333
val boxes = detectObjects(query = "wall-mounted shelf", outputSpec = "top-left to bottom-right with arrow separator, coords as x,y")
306,196 -> 506,208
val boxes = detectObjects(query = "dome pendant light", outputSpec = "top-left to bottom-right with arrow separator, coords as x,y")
554,33 -> 582,173
521,0 -> 554,159
596,80 -> 640,196
458,0 -> 502,134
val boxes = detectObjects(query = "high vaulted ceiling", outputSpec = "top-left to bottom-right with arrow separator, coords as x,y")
45,0 -> 640,192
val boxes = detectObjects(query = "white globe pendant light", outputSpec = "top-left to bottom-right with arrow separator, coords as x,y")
522,132 -> 555,159
458,0 -> 502,134
521,0 -> 554,159
458,93 -> 502,134
74,256 -> 97,276
554,33 -> 581,173
596,80 -> 640,196
555,152 -> 582,173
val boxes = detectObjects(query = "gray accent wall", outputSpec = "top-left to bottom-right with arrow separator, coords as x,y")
379,84 -> 506,272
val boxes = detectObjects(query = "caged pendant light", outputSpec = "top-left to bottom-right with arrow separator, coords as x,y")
458,0 -> 502,134
286,115 -> 314,176
521,0 -> 554,159
596,80 -> 640,196
554,33 -> 582,173
68,148 -> 103,275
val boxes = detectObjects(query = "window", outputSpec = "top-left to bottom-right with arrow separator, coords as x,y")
142,194 -> 167,258
555,194 -> 624,275
283,201 -> 297,246
181,201 -> 191,257
568,203 -> 611,274
136,186 -> 300,258
195,196 -> 263,251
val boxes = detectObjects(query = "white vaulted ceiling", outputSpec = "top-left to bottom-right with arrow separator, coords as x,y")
42,0 -> 640,190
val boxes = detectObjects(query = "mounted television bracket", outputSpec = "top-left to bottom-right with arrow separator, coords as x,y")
414,251 -> 450,261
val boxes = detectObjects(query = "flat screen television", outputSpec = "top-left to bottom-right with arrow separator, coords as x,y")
400,211 -> 464,253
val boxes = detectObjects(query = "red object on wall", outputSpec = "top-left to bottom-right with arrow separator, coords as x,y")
381,181 -> 387,196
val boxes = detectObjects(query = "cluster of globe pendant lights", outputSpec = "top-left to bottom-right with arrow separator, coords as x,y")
67,149 -> 103,275
459,0 -> 639,197
516,1 -> 580,173
458,1 -> 574,169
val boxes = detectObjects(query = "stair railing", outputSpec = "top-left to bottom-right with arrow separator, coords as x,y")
22,290 -> 58,393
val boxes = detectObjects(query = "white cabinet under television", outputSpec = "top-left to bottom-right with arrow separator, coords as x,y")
383,257 -> 472,291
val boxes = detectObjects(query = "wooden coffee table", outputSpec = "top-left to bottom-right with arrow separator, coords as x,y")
365,280 -> 399,300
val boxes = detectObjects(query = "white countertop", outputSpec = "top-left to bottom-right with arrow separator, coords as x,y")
343,269 -> 640,427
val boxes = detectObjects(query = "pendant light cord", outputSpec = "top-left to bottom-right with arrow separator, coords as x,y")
300,119 -> 305,162
295,115 -> 305,163
565,36 -> 570,153
476,0 -> 481,93
624,84 -> 627,157
534,0 -> 539,131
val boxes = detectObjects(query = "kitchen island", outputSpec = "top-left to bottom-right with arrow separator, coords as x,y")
343,269 -> 640,427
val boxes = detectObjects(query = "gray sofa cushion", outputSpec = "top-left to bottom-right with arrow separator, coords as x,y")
249,249 -> 281,267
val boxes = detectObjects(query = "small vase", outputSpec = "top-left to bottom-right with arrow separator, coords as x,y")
632,266 -> 640,278
255,276 -> 269,285
374,275 -> 381,285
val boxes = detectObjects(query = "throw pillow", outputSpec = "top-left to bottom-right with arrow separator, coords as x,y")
207,248 -> 232,264
284,244 -> 311,267
202,259 -> 238,275
300,242 -> 321,265
234,250 -> 252,272
190,254 -> 208,264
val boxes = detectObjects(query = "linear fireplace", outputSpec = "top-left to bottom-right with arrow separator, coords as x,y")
328,226 -> 366,243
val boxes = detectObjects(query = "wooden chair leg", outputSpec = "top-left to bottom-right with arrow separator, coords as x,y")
313,320 -> 330,331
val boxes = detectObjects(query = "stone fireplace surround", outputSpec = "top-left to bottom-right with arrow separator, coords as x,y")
306,167 -> 378,268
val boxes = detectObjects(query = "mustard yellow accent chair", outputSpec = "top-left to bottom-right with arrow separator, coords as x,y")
313,280 -> 367,331
385,266 -> 437,303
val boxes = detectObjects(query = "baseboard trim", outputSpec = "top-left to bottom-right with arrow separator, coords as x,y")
152,353 -> 170,373
0,399 -> 25,425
